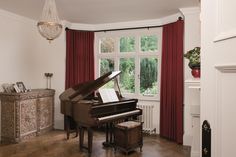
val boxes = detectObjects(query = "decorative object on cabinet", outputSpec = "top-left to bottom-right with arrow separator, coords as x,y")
184,47 -> 201,78
16,82 -> 26,92
13,84 -> 21,93
2,83 -> 15,93
45,73 -> 53,89
0,89 -> 55,144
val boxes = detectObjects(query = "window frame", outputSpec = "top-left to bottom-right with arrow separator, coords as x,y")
95,28 -> 162,101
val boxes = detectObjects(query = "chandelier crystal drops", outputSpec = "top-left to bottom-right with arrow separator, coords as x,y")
37,0 -> 62,42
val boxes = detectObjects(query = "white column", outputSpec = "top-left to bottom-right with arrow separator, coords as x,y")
179,7 -> 201,146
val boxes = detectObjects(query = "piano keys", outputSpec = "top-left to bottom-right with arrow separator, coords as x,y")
59,71 -> 142,155
97,109 -> 141,122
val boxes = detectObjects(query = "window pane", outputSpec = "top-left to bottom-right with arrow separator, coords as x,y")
119,58 -> 135,93
100,59 -> 115,88
100,38 -> 115,53
141,35 -> 158,52
120,37 -> 135,52
140,58 -> 158,95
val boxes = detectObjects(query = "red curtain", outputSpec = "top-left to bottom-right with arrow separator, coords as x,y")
160,19 -> 184,144
65,29 -> 95,89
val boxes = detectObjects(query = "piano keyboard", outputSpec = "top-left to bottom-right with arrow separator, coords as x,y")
97,109 -> 141,122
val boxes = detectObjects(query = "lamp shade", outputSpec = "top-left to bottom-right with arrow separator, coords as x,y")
37,0 -> 62,41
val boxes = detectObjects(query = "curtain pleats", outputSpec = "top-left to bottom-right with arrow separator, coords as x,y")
65,29 -> 95,89
160,20 -> 184,144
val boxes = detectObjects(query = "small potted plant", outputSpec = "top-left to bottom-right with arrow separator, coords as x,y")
184,47 -> 200,78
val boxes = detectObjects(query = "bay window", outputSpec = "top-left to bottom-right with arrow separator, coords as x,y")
95,28 -> 162,99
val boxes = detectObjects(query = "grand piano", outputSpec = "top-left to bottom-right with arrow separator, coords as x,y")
60,71 -> 142,154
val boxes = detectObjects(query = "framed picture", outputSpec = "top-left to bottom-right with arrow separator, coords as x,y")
13,84 -> 21,93
2,83 -> 15,93
16,82 -> 26,92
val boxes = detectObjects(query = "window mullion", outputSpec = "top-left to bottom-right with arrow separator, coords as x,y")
114,36 -> 119,71
135,35 -> 140,97
95,34 -> 100,78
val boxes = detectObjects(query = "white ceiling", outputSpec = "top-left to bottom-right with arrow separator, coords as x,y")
0,0 -> 199,24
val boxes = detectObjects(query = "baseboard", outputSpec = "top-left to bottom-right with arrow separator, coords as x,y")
191,151 -> 200,157
54,119 -> 64,130
183,134 -> 192,146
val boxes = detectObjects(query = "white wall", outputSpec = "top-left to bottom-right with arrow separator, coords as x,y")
179,7 -> 201,146
0,9 -> 66,139
0,10 -> 37,87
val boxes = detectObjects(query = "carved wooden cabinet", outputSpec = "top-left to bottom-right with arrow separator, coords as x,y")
0,89 -> 55,143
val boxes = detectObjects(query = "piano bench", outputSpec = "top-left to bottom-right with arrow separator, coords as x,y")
114,121 -> 143,155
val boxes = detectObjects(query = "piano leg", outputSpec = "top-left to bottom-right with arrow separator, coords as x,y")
103,123 -> 110,147
79,127 -> 84,149
65,116 -> 70,140
75,125 -> 79,138
78,126 -> 94,155
65,116 -> 79,139
103,122 -> 114,147
109,122 -> 113,145
88,128 -> 93,154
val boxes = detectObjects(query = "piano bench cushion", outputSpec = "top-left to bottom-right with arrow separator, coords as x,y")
114,121 -> 143,154
116,121 -> 141,129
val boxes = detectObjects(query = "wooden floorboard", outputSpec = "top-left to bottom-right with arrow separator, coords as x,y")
0,130 -> 190,157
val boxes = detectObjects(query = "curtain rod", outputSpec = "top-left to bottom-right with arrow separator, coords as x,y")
94,25 -> 162,33
66,17 -> 183,33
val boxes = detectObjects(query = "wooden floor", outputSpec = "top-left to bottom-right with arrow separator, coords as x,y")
0,130 -> 190,157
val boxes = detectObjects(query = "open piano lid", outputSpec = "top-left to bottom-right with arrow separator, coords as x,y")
59,71 -> 121,102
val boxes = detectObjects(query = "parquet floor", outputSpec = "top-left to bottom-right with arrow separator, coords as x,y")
0,130 -> 190,157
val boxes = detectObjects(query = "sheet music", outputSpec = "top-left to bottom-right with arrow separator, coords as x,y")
98,88 -> 119,103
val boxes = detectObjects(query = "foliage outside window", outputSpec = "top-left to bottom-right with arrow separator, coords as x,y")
140,58 -> 158,95
100,38 -> 115,53
141,35 -> 158,52
99,58 -> 115,88
119,58 -> 135,93
120,37 -> 135,52
100,59 -> 114,76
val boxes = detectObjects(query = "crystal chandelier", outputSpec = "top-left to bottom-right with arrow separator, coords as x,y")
37,0 -> 62,42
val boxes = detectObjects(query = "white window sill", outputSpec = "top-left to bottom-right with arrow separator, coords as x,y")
123,94 -> 159,102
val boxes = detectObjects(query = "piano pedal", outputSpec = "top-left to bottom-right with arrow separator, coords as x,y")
102,141 -> 111,147
79,146 -> 92,157
102,142 -> 115,148
66,131 -> 78,139
74,130 -> 79,138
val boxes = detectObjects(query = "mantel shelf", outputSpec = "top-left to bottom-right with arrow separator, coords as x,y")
189,86 -> 201,89
185,79 -> 201,89
185,79 -> 200,83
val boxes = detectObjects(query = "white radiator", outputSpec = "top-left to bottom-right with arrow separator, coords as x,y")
137,104 -> 156,134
